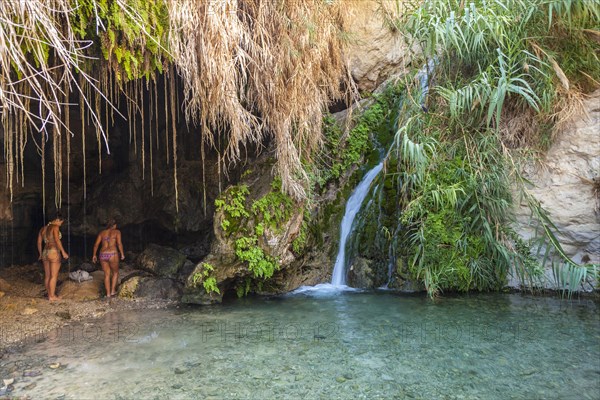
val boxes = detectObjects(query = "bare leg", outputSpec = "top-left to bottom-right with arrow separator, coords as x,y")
48,261 -> 61,301
100,260 -> 111,297
109,258 -> 119,296
43,260 -> 50,296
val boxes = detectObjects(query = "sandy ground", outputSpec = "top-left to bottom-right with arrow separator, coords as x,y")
0,263 -> 176,352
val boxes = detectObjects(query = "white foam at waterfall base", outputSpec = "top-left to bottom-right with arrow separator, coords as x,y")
289,283 -> 361,297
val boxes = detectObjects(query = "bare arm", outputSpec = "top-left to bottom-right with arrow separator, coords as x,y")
92,232 -> 103,263
117,230 -> 125,260
53,226 -> 68,259
37,228 -> 43,260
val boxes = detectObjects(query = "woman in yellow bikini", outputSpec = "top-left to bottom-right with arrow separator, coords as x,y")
37,213 -> 69,301
92,218 -> 124,297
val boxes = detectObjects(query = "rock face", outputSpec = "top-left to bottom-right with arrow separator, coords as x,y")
0,191 -> 43,266
0,109 -> 235,268
513,90 -> 600,286
344,1 -> 416,92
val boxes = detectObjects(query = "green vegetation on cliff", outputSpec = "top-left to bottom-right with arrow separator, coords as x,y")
371,0 -> 600,297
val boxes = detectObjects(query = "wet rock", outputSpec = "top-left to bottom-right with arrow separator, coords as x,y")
137,244 -> 189,279
347,257 -> 374,288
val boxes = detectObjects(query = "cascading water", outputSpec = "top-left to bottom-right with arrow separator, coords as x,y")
379,59 -> 435,288
295,60 -> 435,294
331,162 -> 383,286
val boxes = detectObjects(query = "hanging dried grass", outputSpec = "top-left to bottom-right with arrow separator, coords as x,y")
1,0 -> 351,210
167,0 -> 350,199
0,0 -> 112,207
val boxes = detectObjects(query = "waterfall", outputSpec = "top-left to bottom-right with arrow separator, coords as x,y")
331,162 -> 383,286
292,61 -> 435,295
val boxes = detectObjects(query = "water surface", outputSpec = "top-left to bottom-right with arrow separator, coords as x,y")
1,292 -> 599,400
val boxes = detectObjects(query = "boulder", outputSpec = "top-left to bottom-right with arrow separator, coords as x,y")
181,159 -> 308,304
59,271 -> 104,300
136,244 -> 189,279
118,276 -> 181,301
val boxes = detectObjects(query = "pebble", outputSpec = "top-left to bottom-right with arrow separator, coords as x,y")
336,376 -> 346,383
3,378 -> 14,385
55,311 -> 71,320
174,367 -> 188,375
21,307 -> 38,315
23,370 -> 42,377
49,362 -> 61,369
0,291 -> 5,298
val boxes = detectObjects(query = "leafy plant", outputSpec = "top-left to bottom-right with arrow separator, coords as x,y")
251,179 -> 293,234
213,177 -> 297,288
215,185 -> 250,232
379,0 -> 600,297
234,237 -> 279,279
191,262 -> 220,295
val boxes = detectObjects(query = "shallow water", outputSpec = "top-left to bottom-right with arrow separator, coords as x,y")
1,292 -> 599,400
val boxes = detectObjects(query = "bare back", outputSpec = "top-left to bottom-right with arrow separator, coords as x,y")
98,228 -> 121,252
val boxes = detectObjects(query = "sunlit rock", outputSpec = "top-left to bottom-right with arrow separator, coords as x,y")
512,89 -> 600,287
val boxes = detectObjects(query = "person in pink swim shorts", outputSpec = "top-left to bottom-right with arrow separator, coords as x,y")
92,218 -> 125,297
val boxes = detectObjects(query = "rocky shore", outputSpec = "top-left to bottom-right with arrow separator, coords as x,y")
0,263 -> 177,353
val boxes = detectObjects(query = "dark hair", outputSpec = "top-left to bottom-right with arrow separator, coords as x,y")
106,217 -> 117,228
54,211 -> 65,222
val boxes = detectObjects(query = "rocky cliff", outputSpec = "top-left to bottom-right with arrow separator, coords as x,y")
512,90 -> 600,288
